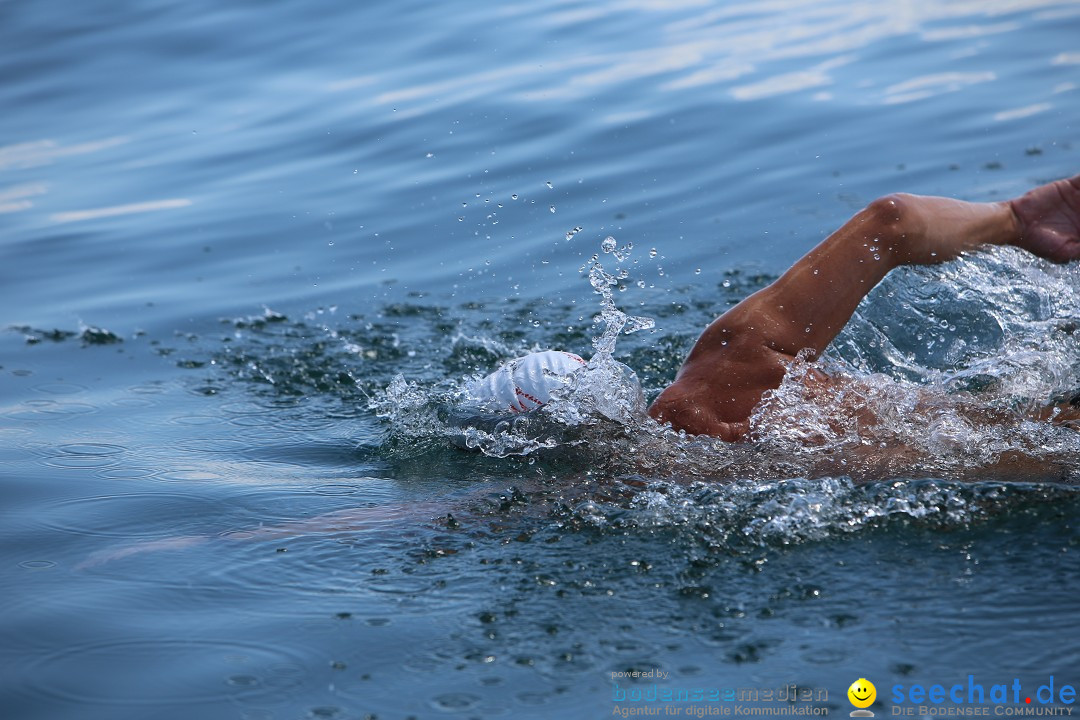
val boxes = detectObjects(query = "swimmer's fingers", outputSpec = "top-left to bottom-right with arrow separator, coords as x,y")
1009,173 -> 1080,263
75,535 -> 209,570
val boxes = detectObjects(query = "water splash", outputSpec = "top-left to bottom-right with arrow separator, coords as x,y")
587,237 -> 655,356
370,241 -> 1080,484
738,247 -> 1080,480
372,236 -> 658,460
554,475 -> 1079,551
162,235 -> 1080,553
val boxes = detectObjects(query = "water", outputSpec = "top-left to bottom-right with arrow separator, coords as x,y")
3,1 -> 1080,718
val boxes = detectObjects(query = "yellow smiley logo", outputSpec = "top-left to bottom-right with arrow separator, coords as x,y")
848,678 -> 876,709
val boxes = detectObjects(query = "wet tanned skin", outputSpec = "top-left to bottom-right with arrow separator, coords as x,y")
649,174 -> 1080,440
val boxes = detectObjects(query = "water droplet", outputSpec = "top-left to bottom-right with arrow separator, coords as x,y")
426,152 -> 434,158
511,194 -> 518,200
545,181 -> 554,189
458,217 -> 464,222
804,326 -> 811,333
549,205 -> 556,213
649,248 -> 657,258
601,236 -> 617,253
637,280 -> 646,288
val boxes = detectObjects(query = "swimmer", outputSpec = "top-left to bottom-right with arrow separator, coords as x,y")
472,173 -> 1080,441
79,174 -> 1080,567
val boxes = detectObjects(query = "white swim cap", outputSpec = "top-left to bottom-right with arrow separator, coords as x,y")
468,350 -> 587,413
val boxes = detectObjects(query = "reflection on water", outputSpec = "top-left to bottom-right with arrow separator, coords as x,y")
334,0 -> 1076,109
50,199 -> 192,224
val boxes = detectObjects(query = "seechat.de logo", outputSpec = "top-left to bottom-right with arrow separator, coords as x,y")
849,678 -> 877,717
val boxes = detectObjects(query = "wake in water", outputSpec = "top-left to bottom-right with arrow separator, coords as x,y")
372,239 -> 1080,485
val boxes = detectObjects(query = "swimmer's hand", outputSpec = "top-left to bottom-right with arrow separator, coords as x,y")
1009,173 -> 1080,263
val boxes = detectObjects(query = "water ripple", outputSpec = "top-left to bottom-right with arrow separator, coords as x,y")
20,638 -> 307,707
38,492 -> 219,539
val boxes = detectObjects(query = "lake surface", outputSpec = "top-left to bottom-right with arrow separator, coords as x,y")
2,1 -> 1080,718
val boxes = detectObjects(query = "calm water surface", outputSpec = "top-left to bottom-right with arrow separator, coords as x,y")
3,1 -> 1080,718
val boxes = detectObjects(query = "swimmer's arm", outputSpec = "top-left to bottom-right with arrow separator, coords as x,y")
650,174 -> 1080,437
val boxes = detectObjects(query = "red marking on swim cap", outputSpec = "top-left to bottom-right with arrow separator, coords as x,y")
561,351 -> 586,365
515,386 -> 543,410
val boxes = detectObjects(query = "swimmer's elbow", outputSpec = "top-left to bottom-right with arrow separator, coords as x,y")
864,193 -> 914,233
863,193 -> 924,263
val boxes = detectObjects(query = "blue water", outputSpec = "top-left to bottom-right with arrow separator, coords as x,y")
3,1 -> 1080,718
